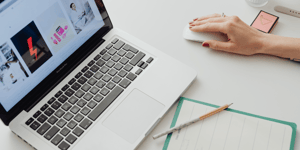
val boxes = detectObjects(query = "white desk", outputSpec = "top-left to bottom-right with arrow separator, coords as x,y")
1,0 -> 300,149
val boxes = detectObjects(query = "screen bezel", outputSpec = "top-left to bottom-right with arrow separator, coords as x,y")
250,10 -> 279,33
0,0 -> 113,126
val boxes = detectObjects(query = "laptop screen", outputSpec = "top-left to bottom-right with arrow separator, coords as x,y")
0,0 -> 105,112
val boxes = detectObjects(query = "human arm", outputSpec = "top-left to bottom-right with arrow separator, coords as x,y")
189,14 -> 300,60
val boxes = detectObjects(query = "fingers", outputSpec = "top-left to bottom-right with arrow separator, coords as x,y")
190,17 -> 227,26
202,40 -> 235,52
190,22 -> 226,33
194,13 -> 223,22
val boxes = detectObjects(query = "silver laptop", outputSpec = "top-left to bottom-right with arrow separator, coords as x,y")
0,0 -> 196,149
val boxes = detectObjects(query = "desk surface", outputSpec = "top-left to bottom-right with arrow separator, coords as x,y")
1,0 -> 300,149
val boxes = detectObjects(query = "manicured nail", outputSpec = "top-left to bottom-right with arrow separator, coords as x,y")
189,21 -> 193,24
228,39 -> 231,41
193,18 -> 198,21
190,24 -> 195,26
202,43 -> 209,47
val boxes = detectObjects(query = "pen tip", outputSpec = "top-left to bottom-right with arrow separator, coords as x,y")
228,103 -> 233,107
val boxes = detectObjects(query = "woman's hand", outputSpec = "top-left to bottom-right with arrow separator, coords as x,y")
189,13 -> 267,56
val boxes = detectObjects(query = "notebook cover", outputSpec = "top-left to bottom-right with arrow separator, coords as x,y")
163,97 -> 297,150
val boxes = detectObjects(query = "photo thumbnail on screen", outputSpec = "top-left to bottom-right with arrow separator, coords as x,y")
11,21 -> 53,73
0,43 -> 29,92
60,0 -> 95,34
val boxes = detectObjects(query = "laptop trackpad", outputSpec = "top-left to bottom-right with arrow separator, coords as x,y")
103,89 -> 165,143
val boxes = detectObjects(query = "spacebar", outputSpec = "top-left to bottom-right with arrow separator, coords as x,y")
88,86 -> 124,121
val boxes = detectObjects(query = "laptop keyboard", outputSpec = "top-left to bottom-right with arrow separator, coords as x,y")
24,38 -> 154,150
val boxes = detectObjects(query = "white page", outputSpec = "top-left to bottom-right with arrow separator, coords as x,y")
167,101 -> 293,150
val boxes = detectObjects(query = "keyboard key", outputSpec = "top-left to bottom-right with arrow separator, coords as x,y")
108,69 -> 117,76
106,43 -> 113,49
129,46 -> 139,54
75,90 -> 85,98
117,50 -> 126,56
66,134 -> 77,144
79,118 -> 93,129
55,91 -> 63,98
68,96 -> 78,104
111,38 -> 119,44
141,63 -> 148,69
81,84 -> 91,92
90,65 -> 100,72
100,88 -> 110,96
65,89 -> 75,97
48,97 -> 56,104
87,60 -> 95,67
33,110 -> 42,118
81,66 -> 89,73
73,127 -> 84,137
102,54 -> 111,61
83,93 -> 93,101
30,121 -> 40,130
112,76 -> 122,83
129,51 -> 145,66
123,44 -> 130,51
113,40 -> 125,50
135,68 -> 143,75
57,119 -> 67,128
119,57 -> 129,65
146,57 -> 154,63
75,72 -> 82,79
51,101 -> 62,110
91,90 -> 123,120
93,94 -> 103,102
99,49 -> 107,55
51,134 -> 63,146
37,123 -> 51,135
102,75 -> 112,82
137,61 -> 144,67
124,64 -> 133,72
58,95 -> 68,103
108,48 -> 117,55
77,99 -> 87,108
48,116 -> 58,125
119,78 -> 131,89
25,118 -> 34,125
118,70 -> 128,77
93,54 -> 101,61
93,72 -> 103,79
44,126 -> 60,140
96,81 -> 106,88
114,63 -> 123,70
45,108 -> 55,116
125,52 -> 134,59
74,114 -> 84,122
100,66 -> 109,74
89,87 -> 99,95
68,78 -> 76,85
84,71 -> 94,78
70,106 -> 80,114
63,112 -> 74,121
71,82 -> 81,91
58,141 -> 70,150
96,59 -> 105,67
106,82 -> 116,90
62,103 -> 72,111
60,127 -> 70,136
67,120 -> 77,129
40,104 -> 49,111
87,101 -> 97,109
106,60 -> 115,68
87,78 -> 97,86
61,85 -> 69,91
55,109 -> 65,118
81,107 -> 91,116
112,55 -> 121,62
78,77 -> 87,84
126,72 -> 137,81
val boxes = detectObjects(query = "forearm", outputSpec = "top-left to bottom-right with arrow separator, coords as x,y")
260,34 -> 300,61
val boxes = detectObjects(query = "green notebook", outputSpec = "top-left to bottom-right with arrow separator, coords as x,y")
163,97 -> 297,150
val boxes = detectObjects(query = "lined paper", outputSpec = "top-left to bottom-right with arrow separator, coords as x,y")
167,101 -> 292,150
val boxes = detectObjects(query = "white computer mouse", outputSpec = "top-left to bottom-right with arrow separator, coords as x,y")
183,24 -> 228,43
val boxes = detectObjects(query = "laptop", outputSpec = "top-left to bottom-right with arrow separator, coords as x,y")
0,0 -> 197,149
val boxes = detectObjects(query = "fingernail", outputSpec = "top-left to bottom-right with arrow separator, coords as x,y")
202,43 -> 209,47
193,18 -> 198,21
190,24 -> 195,26
189,26 -> 193,29
228,39 -> 231,41
189,21 -> 193,24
